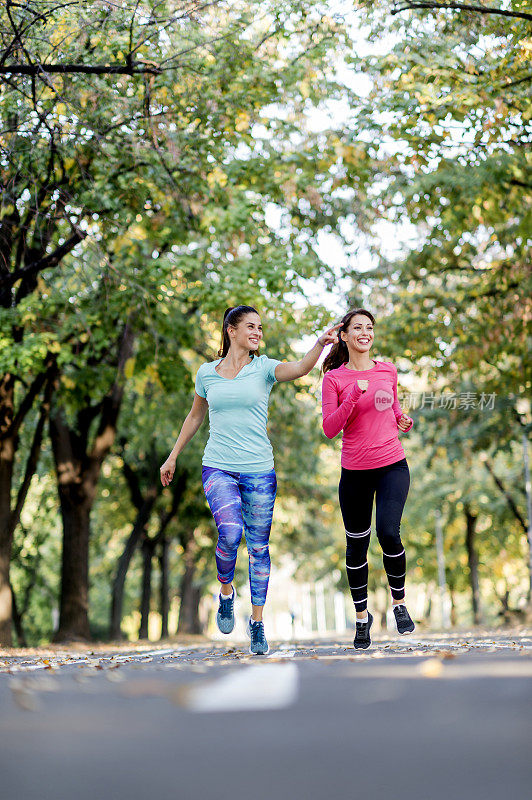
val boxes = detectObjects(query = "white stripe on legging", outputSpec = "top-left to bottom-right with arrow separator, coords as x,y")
346,561 -> 368,570
382,549 -> 405,558
345,526 -> 371,538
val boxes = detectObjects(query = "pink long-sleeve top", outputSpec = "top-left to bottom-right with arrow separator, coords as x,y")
321,360 -> 413,470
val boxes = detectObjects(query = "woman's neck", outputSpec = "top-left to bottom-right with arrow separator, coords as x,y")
223,346 -> 253,367
346,351 -> 374,371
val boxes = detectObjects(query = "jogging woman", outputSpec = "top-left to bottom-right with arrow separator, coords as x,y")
161,305 -> 340,655
321,308 -> 415,649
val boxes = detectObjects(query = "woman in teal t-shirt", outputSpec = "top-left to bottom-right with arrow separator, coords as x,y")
161,305 -> 340,655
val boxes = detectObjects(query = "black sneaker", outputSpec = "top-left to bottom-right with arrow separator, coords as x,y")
393,604 -> 415,635
354,612 -> 373,650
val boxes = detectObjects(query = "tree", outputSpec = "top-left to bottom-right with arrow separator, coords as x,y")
345,1 -> 530,398
1,0 -> 360,643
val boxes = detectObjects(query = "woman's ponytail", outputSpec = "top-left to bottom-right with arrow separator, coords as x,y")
322,336 -> 350,374
218,307 -> 234,358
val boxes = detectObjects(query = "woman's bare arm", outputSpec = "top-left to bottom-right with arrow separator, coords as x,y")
274,324 -> 342,383
160,393 -> 209,485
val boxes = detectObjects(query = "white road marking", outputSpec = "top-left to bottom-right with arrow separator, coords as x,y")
124,648 -> 175,658
9,664 -> 49,672
180,662 -> 299,713
267,649 -> 296,659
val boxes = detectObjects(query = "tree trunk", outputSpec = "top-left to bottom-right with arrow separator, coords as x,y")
0,367 -> 55,646
0,376 -> 15,644
498,585 -> 510,624
10,581 -> 27,647
110,466 -> 187,639
50,323 -> 134,642
50,410 -> 94,641
465,505 -> 481,625
178,533 -> 201,635
0,538 -> 13,646
159,534 -> 169,639
448,586 -> 457,627
139,538 -> 154,639
54,480 -> 93,641
110,489 -> 157,639
424,591 -> 432,623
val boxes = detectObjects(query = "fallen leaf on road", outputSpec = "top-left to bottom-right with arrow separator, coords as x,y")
440,651 -> 456,660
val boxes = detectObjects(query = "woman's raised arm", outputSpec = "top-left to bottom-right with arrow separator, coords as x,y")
274,323 -> 342,383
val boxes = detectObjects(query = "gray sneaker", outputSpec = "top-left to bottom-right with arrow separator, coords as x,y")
246,617 -> 269,655
216,590 -> 235,634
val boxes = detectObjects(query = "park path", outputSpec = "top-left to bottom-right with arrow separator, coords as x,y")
1,629 -> 531,800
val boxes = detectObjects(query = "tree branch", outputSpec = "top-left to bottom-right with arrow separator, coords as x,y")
4,366 -> 48,440
391,1 -> 532,22
483,459 -> 527,533
122,460 -> 146,512
3,229 -> 86,297
7,363 -> 57,539
89,322 -> 135,463
155,468 -> 188,542
500,74 -> 532,90
0,61 -> 162,76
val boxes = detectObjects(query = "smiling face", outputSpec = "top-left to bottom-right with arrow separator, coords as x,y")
341,313 -> 374,354
227,312 -> 263,352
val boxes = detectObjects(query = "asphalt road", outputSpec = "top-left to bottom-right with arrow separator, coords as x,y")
1,630 -> 531,800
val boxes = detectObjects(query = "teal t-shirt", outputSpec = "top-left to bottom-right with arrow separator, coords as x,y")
195,354 -> 281,473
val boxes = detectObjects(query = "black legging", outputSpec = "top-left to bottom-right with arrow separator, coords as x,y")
338,458 -> 410,612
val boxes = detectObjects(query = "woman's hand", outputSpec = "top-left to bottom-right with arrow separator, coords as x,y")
160,456 -> 176,486
275,323 -> 344,382
397,413 -> 413,431
318,323 -> 342,347
357,379 -> 369,392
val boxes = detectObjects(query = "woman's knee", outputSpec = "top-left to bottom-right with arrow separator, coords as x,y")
216,528 -> 242,555
249,541 -> 270,562
376,524 -> 402,553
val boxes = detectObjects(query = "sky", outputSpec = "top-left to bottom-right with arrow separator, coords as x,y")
266,1 -> 417,342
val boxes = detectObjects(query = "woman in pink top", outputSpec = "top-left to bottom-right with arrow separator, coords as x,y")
322,308 -> 415,649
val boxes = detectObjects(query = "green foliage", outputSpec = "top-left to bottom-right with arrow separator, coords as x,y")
2,2 -> 530,643
1,0 -> 360,643
345,2 -> 531,396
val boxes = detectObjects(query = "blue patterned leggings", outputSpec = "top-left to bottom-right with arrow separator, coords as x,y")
201,466 -> 277,607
